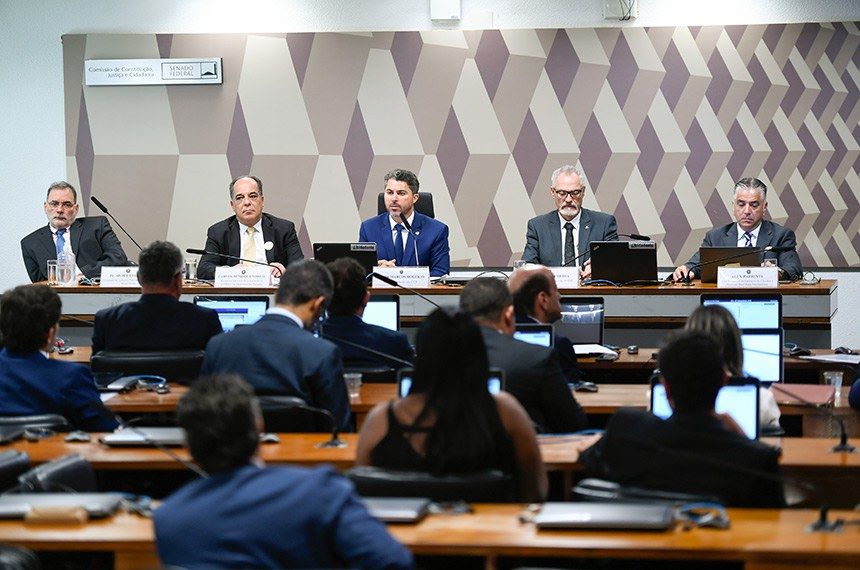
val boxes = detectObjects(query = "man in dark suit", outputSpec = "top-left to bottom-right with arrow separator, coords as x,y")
579,330 -> 785,507
200,260 -> 351,432
460,277 -> 587,434
21,181 -> 129,282
92,241 -> 222,354
197,175 -> 304,280
154,374 -> 412,569
673,177 -> 803,281
359,169 -> 450,277
522,165 -> 617,279
0,285 -> 117,431
321,257 -> 413,370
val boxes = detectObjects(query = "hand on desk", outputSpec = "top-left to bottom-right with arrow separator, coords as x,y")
580,260 -> 592,280
377,260 -> 397,268
672,265 -> 693,282
269,262 -> 286,278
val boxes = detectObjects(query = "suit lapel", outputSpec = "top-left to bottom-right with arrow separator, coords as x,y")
546,212 -> 562,264
36,226 -> 55,260
757,220 -> 774,247
379,214 -> 395,261
578,209 -> 592,258
261,215 -> 275,262
228,217 -> 241,259
70,219 -> 84,255
402,215 -> 422,266
724,224 -> 739,246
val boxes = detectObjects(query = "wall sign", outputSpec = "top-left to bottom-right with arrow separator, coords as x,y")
85,58 -> 222,86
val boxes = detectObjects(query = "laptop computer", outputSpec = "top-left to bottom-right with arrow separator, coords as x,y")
697,247 -> 762,283
100,427 -> 186,447
362,497 -> 431,523
700,293 -> 782,329
398,368 -> 504,398
555,297 -> 611,356
740,329 -> 784,385
93,371 -> 138,392
534,502 -> 675,530
0,426 -> 25,444
193,295 -> 270,331
313,242 -> 378,275
0,493 -> 123,519
589,241 -> 658,284
650,377 -> 760,439
513,324 -> 554,347
363,295 -> 400,331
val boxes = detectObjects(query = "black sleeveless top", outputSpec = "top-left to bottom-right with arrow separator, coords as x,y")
369,402 -> 517,475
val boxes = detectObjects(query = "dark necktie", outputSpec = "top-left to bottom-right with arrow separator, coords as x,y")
563,222 -> 575,265
742,231 -> 753,247
55,228 -> 66,257
394,224 -> 404,265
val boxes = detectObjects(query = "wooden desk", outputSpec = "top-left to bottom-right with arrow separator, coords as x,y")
0,506 -> 857,570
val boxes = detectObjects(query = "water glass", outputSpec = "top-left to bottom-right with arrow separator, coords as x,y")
823,371 -> 843,403
185,258 -> 198,280
46,260 -> 59,285
344,373 -> 362,398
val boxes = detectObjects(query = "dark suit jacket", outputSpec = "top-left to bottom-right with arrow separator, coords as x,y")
684,220 -> 803,280
199,313 -> 351,432
480,327 -> 587,434
523,208 -> 618,266
154,464 -> 413,569
515,313 -> 583,383
321,315 -> 413,369
0,348 -> 117,431
92,294 -> 223,354
580,407 -> 786,507
21,217 -> 130,282
359,212 -> 450,276
197,213 -> 304,280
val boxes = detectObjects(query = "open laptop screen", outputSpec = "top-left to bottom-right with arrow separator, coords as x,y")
363,295 -> 400,331
556,297 -> 604,345
740,329 -> 783,384
650,378 -> 760,439
701,293 -> 782,329
193,296 -> 269,331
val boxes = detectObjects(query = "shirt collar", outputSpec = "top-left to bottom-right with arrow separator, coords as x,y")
267,306 -> 304,329
736,222 -> 761,239
389,211 -> 415,231
239,218 -> 264,234
558,210 -> 582,228
50,224 -> 71,236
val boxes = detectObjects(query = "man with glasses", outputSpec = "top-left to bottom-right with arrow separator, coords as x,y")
522,165 -> 617,279
21,181 -> 129,282
197,175 -> 304,280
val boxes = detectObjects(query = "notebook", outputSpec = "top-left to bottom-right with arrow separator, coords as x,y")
100,427 -> 186,447
534,502 -> 675,530
193,295 -> 270,331
362,497 -> 431,523
0,493 -> 123,519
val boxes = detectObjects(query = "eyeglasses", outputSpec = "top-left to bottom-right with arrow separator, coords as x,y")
552,187 -> 585,199
47,200 -> 75,209
232,192 -> 262,203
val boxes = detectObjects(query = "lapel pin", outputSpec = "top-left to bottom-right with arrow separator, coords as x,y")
264,241 -> 274,251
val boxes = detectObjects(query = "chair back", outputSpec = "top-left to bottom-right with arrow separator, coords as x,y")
18,454 -> 96,493
0,415 -> 71,431
377,192 -> 435,218
0,451 -> 29,491
91,350 -> 205,385
346,466 -> 515,502
256,396 -> 329,433
573,478 -> 719,505
0,544 -> 40,570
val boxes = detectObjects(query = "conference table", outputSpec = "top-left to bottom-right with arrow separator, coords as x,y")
0,504 -> 856,570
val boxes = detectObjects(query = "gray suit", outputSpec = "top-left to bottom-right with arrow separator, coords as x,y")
523,209 -> 618,266
683,220 -> 803,280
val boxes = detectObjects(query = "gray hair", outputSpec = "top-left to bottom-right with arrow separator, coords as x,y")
229,175 -> 264,200
733,177 -> 767,202
46,181 -> 77,203
550,165 -> 581,187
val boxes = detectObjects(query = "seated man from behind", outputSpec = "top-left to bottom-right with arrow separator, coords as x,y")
92,241 -> 222,353
322,257 -> 413,370
579,330 -> 785,507
0,285 -> 117,431
154,374 -> 413,570
200,259 -> 351,432
460,277 -> 587,434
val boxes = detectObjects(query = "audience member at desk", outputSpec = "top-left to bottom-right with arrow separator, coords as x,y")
460,277 -> 587,434
0,285 -> 117,431
685,304 -> 781,431
508,265 -> 584,383
321,257 -> 413,369
580,331 -> 786,507
849,374 -> 860,411
155,374 -> 412,570
92,241 -> 222,353
200,260 -> 351,432
355,309 -> 547,502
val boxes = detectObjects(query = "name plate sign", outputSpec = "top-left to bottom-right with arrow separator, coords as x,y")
372,266 -> 431,289
215,266 -> 271,288
717,266 -> 779,288
549,267 -> 580,289
85,58 -> 223,86
100,266 -> 140,287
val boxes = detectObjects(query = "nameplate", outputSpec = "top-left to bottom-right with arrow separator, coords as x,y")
717,266 -> 778,288
549,267 -> 580,288
372,266 -> 431,289
215,265 -> 271,287
99,266 -> 139,287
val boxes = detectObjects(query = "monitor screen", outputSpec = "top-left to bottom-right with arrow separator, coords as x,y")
363,295 -> 399,331
701,294 -> 782,329
741,330 -> 783,384
651,380 -> 760,439
194,296 -> 269,332
556,297 -> 604,344
513,324 -> 553,347
398,369 -> 504,398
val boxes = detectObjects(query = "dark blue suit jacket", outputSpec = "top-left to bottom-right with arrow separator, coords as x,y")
155,464 -> 413,569
359,212 -> 450,276
92,294 -> 222,353
200,313 -> 351,432
321,315 -> 413,369
0,349 -> 117,431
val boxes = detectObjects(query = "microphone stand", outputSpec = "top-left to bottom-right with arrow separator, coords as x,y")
90,196 -> 143,251
399,214 -> 420,267
257,396 -> 346,448
319,331 -> 413,368
185,248 -> 279,275
769,384 -> 856,453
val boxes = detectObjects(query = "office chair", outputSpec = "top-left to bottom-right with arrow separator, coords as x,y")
377,192 -> 435,218
91,349 -> 205,385
17,454 -> 96,493
573,478 -> 720,505
257,396 -> 331,433
0,451 -> 30,492
0,415 -> 71,431
0,544 -> 40,570
346,466 -> 515,502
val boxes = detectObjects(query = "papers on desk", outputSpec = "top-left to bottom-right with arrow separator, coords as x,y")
798,354 -> 860,365
573,344 -> 617,356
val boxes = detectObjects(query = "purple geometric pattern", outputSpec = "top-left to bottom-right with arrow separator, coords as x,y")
64,24 -> 860,268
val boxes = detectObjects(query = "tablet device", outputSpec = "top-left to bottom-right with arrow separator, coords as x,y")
363,295 -> 400,331
513,324 -> 554,347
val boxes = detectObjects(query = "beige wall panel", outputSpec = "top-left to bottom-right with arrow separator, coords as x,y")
166,155 -> 233,253
303,156 -> 363,243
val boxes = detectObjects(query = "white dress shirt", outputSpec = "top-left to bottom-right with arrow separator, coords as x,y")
238,219 -> 267,264
558,211 -> 582,265
736,223 -> 761,247
388,211 -> 415,256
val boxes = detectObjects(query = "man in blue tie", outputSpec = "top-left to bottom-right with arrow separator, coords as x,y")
358,169 -> 450,277
673,177 -> 803,281
20,181 -> 129,282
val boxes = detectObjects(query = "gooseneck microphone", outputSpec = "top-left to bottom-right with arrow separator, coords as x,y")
319,331 -> 413,368
619,233 -> 652,241
368,272 -> 442,309
185,248 -> 276,272
257,396 -> 346,448
399,213 -> 421,266
769,384 -> 856,453
679,245 -> 795,284
90,195 -> 143,251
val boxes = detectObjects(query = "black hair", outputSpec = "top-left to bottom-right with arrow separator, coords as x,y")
0,285 -> 61,353
274,259 -> 333,307
383,169 -> 420,194
511,271 -> 552,317
326,257 -> 367,317
459,277 -> 512,323
137,241 -> 183,287
658,330 -> 725,413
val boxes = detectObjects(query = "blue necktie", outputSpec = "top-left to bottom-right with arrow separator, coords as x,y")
393,224 -> 404,265
55,228 -> 66,257
742,231 -> 753,247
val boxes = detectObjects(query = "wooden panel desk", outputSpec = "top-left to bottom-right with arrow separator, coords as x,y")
0,506 -> 857,570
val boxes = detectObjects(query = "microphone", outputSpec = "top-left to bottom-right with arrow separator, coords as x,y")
399,214 -> 421,267
619,233 -> 651,241
679,245 -> 792,284
257,396 -> 346,448
769,384 -> 856,453
368,272 -> 442,309
185,248 -> 276,271
90,196 -> 143,251
319,331 -> 413,368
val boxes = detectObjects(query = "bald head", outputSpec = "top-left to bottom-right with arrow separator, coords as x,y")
509,265 -> 562,324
